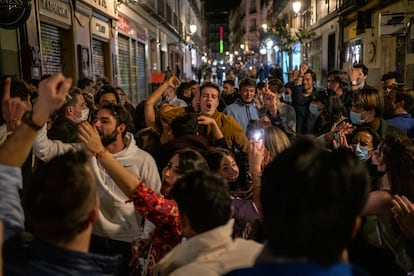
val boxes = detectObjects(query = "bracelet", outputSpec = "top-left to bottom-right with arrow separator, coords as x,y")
23,112 -> 43,130
95,148 -> 107,158
249,171 -> 262,178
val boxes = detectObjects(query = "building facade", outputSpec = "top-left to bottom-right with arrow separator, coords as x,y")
0,0 -> 203,106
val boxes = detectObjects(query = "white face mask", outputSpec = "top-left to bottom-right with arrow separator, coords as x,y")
74,108 -> 90,123
309,103 -> 320,117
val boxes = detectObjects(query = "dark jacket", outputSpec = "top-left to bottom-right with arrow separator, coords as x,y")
226,262 -> 367,276
47,116 -> 79,143
218,93 -> 239,112
292,85 -> 317,134
4,233 -> 121,275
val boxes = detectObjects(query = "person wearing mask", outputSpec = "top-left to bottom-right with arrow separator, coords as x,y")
227,137 -> 370,275
349,135 -> 414,275
47,87 -> 90,143
349,87 -> 405,139
349,64 -> 376,92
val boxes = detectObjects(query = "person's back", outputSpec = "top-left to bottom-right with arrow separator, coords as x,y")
227,137 -> 370,275
155,170 -> 263,275
384,86 -> 414,139
4,151 -> 121,275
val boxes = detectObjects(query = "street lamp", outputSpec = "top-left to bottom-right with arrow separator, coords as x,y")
266,40 -> 274,49
292,1 -> 301,14
189,24 -> 197,34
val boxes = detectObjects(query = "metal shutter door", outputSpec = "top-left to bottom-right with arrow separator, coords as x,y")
92,39 -> 105,78
40,23 -> 62,75
137,42 -> 146,104
130,41 -> 138,105
118,35 -> 130,99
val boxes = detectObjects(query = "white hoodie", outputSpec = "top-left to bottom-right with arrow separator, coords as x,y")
33,126 -> 161,242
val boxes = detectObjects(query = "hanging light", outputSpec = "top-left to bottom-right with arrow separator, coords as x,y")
189,24 -> 197,34
292,1 -> 302,14
266,40 -> 274,49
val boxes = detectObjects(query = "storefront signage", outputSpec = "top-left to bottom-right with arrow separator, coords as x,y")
39,0 -> 71,26
0,0 -> 31,29
117,14 -> 146,41
91,16 -> 109,39
83,0 -> 116,19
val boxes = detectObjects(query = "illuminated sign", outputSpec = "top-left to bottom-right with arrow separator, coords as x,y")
219,26 -> 223,53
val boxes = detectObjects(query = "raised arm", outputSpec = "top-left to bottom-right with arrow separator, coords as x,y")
0,74 -> 70,166
0,74 -> 70,240
78,121 -> 178,226
145,76 -> 180,129
78,121 -> 138,196
248,139 -> 265,213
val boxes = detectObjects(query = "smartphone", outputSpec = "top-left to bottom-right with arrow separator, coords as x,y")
251,129 -> 264,142
334,131 -> 341,147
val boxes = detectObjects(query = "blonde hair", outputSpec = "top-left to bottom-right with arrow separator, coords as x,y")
263,126 -> 291,161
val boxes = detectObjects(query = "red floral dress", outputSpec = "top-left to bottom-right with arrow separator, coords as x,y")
128,181 -> 181,275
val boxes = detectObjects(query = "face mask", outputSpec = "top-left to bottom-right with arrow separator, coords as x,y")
283,93 -> 292,103
74,108 -> 90,123
309,103 -> 320,116
162,95 -> 169,103
351,144 -> 369,161
350,111 -> 364,125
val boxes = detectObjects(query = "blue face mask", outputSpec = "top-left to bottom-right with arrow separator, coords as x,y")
309,103 -> 320,117
351,144 -> 369,161
350,111 -> 364,125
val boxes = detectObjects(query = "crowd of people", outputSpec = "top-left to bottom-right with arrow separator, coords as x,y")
1,61 -> 414,275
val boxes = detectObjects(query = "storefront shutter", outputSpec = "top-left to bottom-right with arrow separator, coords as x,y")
130,41 -> 138,105
40,23 -> 63,75
118,35 -> 130,100
92,39 -> 105,79
137,42 -> 146,104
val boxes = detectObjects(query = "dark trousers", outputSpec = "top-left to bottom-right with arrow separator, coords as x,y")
90,234 -> 132,276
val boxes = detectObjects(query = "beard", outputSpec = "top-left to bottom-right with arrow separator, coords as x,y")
101,129 -> 118,147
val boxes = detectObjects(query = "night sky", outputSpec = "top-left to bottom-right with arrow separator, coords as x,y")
204,0 -> 240,11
